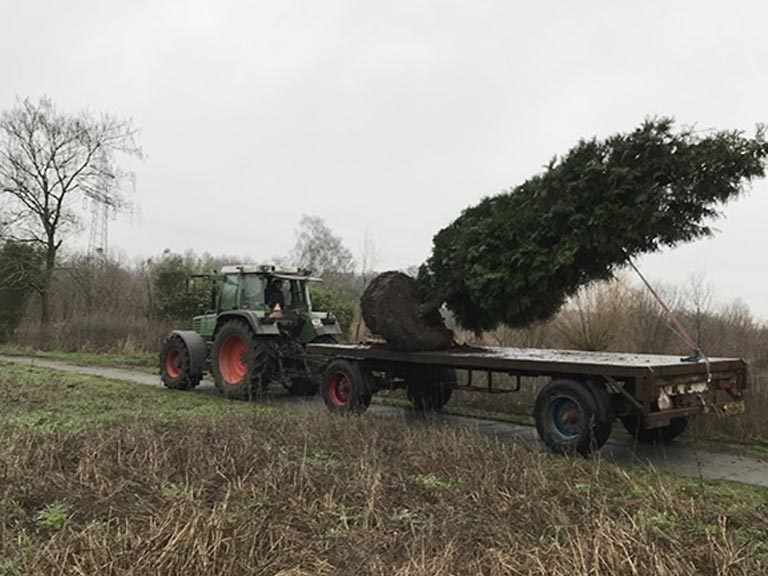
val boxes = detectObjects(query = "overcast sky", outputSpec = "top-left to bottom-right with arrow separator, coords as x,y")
2,1 -> 767,318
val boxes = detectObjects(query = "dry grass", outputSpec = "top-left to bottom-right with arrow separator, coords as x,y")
1,364 -> 767,575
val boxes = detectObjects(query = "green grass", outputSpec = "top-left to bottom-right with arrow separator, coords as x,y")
0,361 -> 267,434
0,344 -> 157,372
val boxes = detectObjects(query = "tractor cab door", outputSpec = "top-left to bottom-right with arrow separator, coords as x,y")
239,274 -> 267,310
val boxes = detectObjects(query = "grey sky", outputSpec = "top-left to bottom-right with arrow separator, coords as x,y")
2,1 -> 767,317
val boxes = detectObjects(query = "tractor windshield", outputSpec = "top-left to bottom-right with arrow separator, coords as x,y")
240,275 -> 267,310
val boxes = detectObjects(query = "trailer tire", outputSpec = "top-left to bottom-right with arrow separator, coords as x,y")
285,335 -> 339,397
159,335 -> 199,390
321,360 -> 372,414
621,415 -> 688,444
406,368 -> 456,411
212,320 -> 277,400
585,381 -> 613,448
535,379 -> 611,456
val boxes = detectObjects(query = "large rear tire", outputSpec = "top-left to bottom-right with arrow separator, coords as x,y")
321,359 -> 372,414
159,335 -> 199,390
211,320 -> 277,400
621,415 -> 688,444
405,367 -> 456,411
534,378 -> 612,456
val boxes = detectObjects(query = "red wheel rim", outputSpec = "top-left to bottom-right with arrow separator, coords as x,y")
328,372 -> 352,407
219,334 -> 247,384
165,348 -> 181,378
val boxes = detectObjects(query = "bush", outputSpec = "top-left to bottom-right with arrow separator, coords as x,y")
310,284 -> 356,336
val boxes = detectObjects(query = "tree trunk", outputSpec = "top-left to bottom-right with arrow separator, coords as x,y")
39,242 -> 56,343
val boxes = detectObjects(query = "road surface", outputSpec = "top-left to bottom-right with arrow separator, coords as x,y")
3,355 -> 767,487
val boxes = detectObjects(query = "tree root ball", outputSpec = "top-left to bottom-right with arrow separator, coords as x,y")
360,271 -> 454,351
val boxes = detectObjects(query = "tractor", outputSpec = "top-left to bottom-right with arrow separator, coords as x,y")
159,265 -> 341,398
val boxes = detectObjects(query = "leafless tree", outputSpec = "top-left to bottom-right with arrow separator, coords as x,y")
0,97 -> 142,328
359,229 -> 380,290
291,214 -> 355,276
683,271 -> 714,349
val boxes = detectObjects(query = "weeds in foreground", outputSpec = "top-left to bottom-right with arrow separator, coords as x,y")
1,364 -> 767,575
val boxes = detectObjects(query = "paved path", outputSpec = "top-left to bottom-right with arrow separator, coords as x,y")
3,355 -> 767,487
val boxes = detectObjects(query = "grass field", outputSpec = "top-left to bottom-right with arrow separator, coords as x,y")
0,344 -> 157,373
1,361 -> 767,575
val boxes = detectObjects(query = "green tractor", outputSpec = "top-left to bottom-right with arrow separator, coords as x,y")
159,265 -> 341,399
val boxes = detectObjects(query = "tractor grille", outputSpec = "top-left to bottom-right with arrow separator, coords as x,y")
192,317 -> 202,333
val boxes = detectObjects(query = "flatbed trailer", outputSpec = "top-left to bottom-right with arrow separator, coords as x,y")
306,343 -> 748,455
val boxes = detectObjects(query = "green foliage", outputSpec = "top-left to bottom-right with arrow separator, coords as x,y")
310,284 -> 356,334
0,241 -> 43,341
149,252 -> 209,321
34,502 -> 72,530
419,118 -> 768,331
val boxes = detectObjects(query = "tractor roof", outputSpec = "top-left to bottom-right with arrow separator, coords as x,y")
219,264 -> 321,281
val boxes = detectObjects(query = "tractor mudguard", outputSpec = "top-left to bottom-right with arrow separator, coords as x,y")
170,330 -> 207,380
216,311 -> 281,337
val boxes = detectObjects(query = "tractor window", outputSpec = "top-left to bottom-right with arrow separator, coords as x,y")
219,275 -> 239,310
240,275 -> 266,309
286,280 -> 308,310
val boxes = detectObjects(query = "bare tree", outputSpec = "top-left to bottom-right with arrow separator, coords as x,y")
359,229 -> 380,291
683,271 -> 714,349
553,279 -> 631,351
0,97 -> 142,328
291,214 -> 355,276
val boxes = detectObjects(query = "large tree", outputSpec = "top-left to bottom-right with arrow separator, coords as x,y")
0,97 -> 142,328
417,118 -> 768,333
362,118 -> 768,349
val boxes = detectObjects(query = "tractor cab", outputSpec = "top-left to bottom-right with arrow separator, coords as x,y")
190,264 -> 341,344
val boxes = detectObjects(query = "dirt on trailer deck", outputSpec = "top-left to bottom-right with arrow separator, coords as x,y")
360,271 -> 454,351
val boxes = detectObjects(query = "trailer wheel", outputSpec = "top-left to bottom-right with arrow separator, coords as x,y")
285,335 -> 338,397
621,415 -> 688,444
159,335 -> 199,390
406,368 -> 456,411
211,320 -> 277,400
321,360 -> 372,414
535,379 -> 611,456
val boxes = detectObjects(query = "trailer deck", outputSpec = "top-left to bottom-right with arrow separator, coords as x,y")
307,343 -> 746,380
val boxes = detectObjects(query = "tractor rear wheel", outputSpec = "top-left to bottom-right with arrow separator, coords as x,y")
321,359 -> 372,414
159,335 -> 199,390
405,367 -> 456,411
211,320 -> 277,400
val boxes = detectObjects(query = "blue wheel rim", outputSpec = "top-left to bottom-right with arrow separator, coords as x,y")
548,395 -> 584,440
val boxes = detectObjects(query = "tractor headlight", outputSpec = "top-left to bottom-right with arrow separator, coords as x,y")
312,318 -> 323,327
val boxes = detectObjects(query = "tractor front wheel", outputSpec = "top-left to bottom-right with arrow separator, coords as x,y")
211,320 -> 277,400
159,335 -> 199,390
